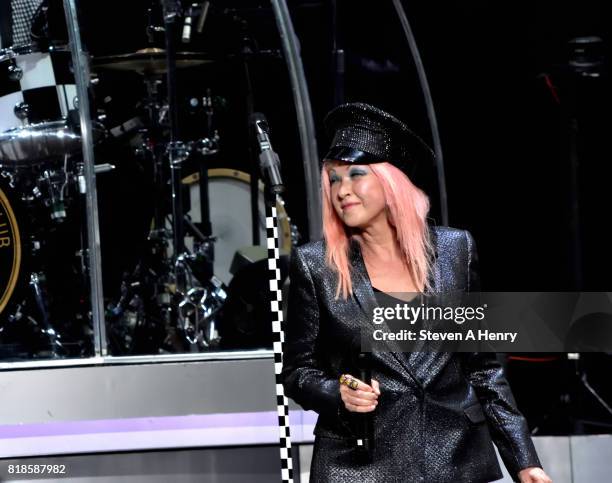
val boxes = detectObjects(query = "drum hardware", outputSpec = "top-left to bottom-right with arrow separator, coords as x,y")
167,140 -> 191,166
191,134 -> 220,156
0,3 -> 308,360
75,248 -> 88,285
0,151 -> 108,224
1,18 -> 104,359
93,163 -> 115,174
172,212 -> 226,349
139,133 -> 220,164
181,3 -> 196,43
109,117 -> 145,140
157,0 -> 225,349
39,167 -> 68,221
146,4 -> 166,44
98,3 -> 296,355
161,0 -> 190,296
176,262 -> 226,348
75,162 -> 87,194
1,170 -> 17,189
108,295 -> 149,354
0,44 -> 107,167
106,248 -> 171,355
167,144 -> 188,293
0,121 -> 106,166
183,213 -> 215,270
106,246 -> 176,355
14,102 -> 29,120
1,145 -> 92,358
3,302 -> 24,324
1,262 -> 70,358
104,162 -> 231,354
74,162 -> 115,196
144,0 -> 211,47
29,271 -> 65,355
7,63 -> 24,82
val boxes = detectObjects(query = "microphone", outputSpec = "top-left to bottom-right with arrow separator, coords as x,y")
182,5 -> 194,43
183,1 -> 209,42
250,112 -> 285,194
355,351 -> 374,462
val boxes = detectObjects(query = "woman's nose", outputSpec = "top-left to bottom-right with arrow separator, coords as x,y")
337,176 -> 352,198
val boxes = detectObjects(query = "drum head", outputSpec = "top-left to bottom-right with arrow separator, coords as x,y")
184,168 -> 291,285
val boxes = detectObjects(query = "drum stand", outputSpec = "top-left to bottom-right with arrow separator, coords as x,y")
155,0 -> 224,349
161,0 -> 187,285
29,272 -> 65,354
106,1 -> 224,354
108,1 -> 212,351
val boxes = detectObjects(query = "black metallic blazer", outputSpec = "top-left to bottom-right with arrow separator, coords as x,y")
281,226 -> 542,483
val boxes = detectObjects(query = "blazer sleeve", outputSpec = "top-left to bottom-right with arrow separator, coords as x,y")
465,229 -> 481,292
280,247 -> 342,417
462,230 -> 542,481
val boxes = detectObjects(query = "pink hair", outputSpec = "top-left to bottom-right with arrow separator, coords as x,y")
321,162 -> 434,299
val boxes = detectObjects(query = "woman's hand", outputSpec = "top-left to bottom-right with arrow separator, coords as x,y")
339,374 -> 380,413
518,466 -> 552,483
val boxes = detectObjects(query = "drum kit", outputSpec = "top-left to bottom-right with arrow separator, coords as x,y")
0,1 -> 296,359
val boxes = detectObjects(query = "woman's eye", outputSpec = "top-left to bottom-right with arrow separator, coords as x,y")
329,175 -> 340,184
350,170 -> 366,178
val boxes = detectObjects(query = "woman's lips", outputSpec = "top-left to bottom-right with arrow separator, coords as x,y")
341,202 -> 360,210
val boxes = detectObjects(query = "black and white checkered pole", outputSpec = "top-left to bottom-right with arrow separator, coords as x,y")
266,197 -> 294,483
252,111 -> 294,482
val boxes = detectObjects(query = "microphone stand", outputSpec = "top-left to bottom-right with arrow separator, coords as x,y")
256,137 -> 295,483
161,0 -> 188,292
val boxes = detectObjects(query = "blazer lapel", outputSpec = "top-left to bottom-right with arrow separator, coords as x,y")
348,239 -> 423,387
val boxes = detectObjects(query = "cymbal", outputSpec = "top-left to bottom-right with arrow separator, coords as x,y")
92,48 -> 214,75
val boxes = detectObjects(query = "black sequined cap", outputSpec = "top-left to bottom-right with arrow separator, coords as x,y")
323,102 -> 434,172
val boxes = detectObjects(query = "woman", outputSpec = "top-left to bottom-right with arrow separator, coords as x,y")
281,103 -> 552,483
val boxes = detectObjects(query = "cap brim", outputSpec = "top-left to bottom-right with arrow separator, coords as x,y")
322,146 -> 383,164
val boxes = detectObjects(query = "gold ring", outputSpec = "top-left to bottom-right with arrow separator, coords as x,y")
339,374 -> 359,390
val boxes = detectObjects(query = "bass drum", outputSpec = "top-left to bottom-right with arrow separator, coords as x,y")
183,168 -> 292,286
